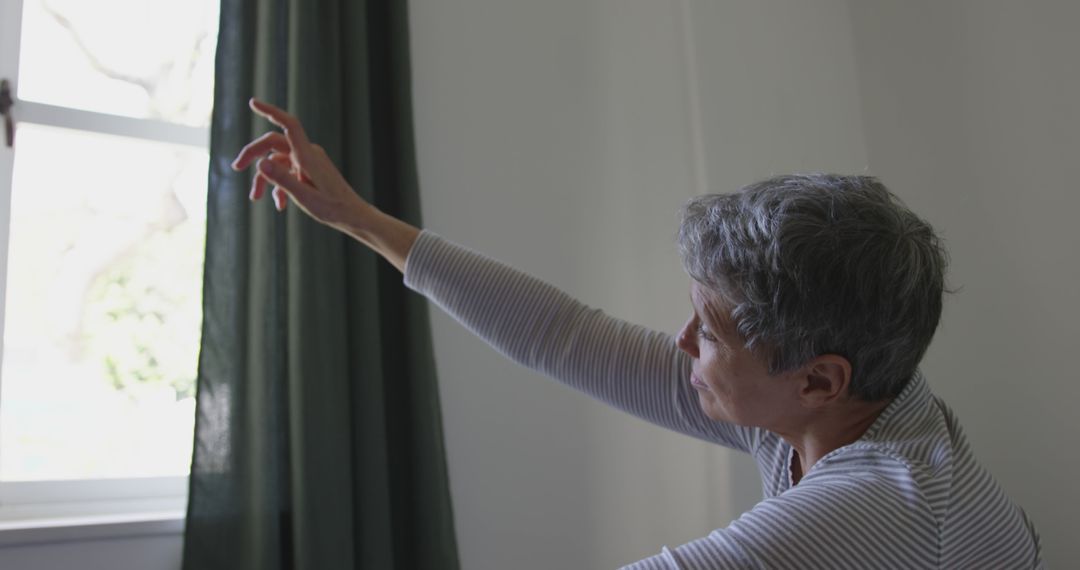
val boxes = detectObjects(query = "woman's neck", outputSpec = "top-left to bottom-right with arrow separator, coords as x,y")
781,398 -> 892,484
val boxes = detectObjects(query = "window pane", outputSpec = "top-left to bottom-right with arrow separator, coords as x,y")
17,0 -> 220,127
0,123 -> 206,481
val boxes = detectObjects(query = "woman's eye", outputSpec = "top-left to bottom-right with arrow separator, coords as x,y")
696,323 -> 715,341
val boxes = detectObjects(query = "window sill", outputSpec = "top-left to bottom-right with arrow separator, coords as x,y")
0,511 -> 184,547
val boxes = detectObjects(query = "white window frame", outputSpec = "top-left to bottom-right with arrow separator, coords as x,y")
0,0 -> 211,529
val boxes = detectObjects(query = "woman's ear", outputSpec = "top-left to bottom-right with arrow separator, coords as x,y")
798,354 -> 853,408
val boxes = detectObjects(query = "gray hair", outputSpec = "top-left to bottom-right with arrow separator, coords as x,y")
677,173 -> 948,401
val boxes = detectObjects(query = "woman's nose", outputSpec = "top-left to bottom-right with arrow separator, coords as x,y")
676,318 -> 698,358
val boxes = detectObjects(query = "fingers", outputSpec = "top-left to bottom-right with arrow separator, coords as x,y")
239,98 -> 325,213
256,156 -> 314,212
232,131 -> 289,171
273,187 -> 288,212
250,172 -> 265,202
248,98 -> 314,157
249,152 -> 292,202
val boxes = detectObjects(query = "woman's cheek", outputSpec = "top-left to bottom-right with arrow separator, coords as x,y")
699,345 -> 727,378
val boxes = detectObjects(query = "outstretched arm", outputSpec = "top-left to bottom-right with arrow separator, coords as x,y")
232,97 -> 755,450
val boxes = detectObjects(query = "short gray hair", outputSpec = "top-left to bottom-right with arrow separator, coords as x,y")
677,173 -> 948,401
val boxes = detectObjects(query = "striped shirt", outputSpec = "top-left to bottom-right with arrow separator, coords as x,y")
403,231 -> 1043,569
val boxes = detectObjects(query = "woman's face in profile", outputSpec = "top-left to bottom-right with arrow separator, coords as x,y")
676,282 -> 797,428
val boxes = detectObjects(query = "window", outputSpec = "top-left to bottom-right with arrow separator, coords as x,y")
0,0 -> 219,522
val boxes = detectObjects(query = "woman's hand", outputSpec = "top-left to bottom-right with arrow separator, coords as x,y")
231,98 -> 370,232
231,97 -> 421,272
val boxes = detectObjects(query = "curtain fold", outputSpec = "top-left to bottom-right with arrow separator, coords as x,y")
182,1 -> 459,568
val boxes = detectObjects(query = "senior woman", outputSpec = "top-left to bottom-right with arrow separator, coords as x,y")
233,98 -> 1042,569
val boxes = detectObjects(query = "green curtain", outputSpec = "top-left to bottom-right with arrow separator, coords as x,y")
181,0 -> 459,568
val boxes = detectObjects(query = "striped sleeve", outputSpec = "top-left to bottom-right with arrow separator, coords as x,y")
403,230 -> 756,452
621,452 -> 939,569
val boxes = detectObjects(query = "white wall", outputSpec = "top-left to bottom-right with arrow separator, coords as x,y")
409,0 -> 868,567
409,2 -> 713,566
848,1 -> 1079,566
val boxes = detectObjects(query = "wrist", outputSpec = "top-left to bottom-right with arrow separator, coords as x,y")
336,200 -> 380,242
339,203 -> 420,274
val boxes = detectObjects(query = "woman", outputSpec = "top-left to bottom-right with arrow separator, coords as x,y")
232,98 -> 1042,569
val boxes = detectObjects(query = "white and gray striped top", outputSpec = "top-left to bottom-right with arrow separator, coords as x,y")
403,231 -> 1043,569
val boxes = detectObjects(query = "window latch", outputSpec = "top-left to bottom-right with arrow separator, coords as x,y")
1,79 -> 13,148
